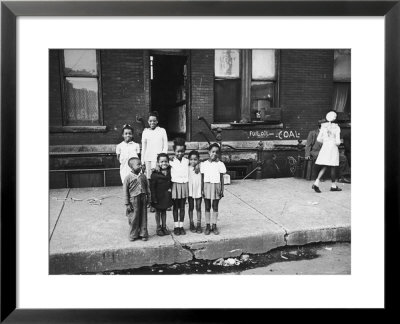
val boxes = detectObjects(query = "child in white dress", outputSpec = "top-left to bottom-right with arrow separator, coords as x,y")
188,150 -> 202,233
116,124 -> 141,183
312,111 -> 342,193
200,143 -> 226,235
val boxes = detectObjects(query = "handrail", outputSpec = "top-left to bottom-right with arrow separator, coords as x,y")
50,167 -> 120,173
197,116 -> 215,136
198,131 -> 211,145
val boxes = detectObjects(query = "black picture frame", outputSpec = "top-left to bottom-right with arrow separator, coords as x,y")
1,0 -> 398,321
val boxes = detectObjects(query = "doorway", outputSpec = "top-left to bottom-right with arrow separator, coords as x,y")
150,53 -> 189,140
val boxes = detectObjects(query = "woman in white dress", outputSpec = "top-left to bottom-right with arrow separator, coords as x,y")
312,111 -> 342,193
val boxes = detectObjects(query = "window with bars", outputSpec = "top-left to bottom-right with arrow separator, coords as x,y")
61,50 -> 103,126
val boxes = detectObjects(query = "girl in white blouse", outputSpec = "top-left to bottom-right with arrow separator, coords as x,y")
116,124 -> 141,183
169,138 -> 189,235
200,143 -> 227,235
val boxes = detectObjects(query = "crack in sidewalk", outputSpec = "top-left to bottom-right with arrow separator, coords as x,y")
49,188 -> 71,242
226,188 -> 289,243
168,229 -> 196,259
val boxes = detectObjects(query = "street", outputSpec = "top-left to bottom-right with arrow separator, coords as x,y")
237,242 -> 350,275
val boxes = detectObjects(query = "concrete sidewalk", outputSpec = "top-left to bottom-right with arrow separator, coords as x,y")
49,178 -> 350,274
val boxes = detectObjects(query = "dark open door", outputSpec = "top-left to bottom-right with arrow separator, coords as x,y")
150,53 -> 188,140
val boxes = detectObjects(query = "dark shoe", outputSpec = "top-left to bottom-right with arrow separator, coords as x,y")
142,237 -> 148,241
330,186 -> 342,192
162,227 -> 170,235
211,224 -> 220,235
312,184 -> 321,193
190,222 -> 196,233
156,228 -> 164,236
174,227 -> 180,236
180,227 -> 186,235
196,224 -> 202,234
150,207 -> 155,213
205,224 -> 211,235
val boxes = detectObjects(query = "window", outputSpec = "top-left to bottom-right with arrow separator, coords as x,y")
61,50 -> 103,126
251,50 -> 278,121
333,49 -> 351,114
214,50 -> 241,122
214,49 -> 280,124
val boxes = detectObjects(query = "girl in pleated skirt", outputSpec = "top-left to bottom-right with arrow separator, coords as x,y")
169,138 -> 189,235
200,143 -> 226,235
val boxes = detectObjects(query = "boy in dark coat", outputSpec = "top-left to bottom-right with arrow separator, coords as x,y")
150,153 -> 173,236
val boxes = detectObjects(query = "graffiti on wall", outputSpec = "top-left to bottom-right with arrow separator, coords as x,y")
248,129 -> 301,140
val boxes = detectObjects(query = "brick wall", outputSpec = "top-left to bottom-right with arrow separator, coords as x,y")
190,50 -> 215,142
280,49 -> 334,139
50,49 -> 336,145
49,50 -> 149,146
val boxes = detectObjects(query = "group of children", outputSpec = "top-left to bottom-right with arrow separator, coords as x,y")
118,112 -> 226,242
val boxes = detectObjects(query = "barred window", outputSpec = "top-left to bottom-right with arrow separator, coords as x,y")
61,50 -> 102,126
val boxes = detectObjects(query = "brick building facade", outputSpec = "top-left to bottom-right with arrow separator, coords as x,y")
49,49 -> 351,188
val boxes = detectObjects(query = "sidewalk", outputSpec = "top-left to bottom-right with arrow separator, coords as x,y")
49,178 -> 350,274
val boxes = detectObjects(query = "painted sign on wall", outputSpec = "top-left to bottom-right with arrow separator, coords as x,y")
248,129 -> 301,140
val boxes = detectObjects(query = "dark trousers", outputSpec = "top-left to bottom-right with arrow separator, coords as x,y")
127,193 -> 148,239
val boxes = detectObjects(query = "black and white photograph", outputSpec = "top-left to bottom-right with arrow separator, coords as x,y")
2,0 -> 394,317
49,48 -> 351,275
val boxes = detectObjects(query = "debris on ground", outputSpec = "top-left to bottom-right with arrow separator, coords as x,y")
86,198 -> 103,205
324,247 -> 332,251
212,255 -> 252,267
223,258 -> 240,266
51,195 -> 123,205
212,258 -> 224,266
240,254 -> 250,262
280,252 -> 288,260
206,270 -> 212,273
158,270 -> 163,273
